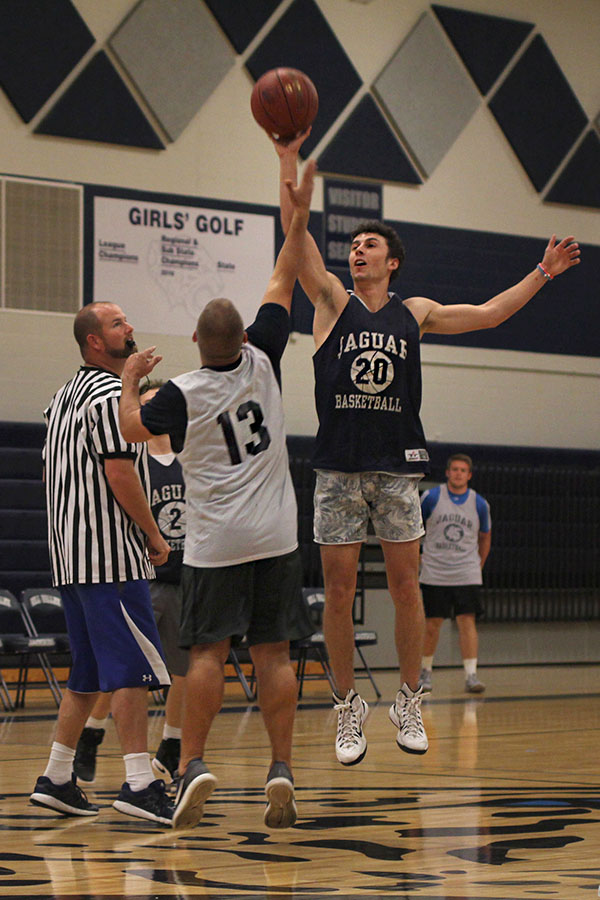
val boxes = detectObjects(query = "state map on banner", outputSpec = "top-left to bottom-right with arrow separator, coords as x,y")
93,196 -> 275,335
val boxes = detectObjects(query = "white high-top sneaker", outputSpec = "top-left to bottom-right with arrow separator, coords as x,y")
333,689 -> 369,765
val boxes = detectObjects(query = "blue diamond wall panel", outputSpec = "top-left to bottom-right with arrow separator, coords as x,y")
432,4 -> 534,95
373,13 -> 480,177
35,52 -> 164,149
110,0 -> 235,141
489,35 -> 588,192
204,0 -> 282,53
0,0 -> 94,122
318,95 -> 422,184
246,0 -> 362,156
545,131 -> 600,209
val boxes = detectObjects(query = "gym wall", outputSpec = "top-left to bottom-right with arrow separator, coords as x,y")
0,0 -> 598,447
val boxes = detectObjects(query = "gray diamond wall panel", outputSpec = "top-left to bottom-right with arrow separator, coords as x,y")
373,13 -> 480,177
110,0 -> 235,141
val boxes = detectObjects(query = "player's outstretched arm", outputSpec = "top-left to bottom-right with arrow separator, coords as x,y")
119,348 -> 162,442
409,235 -> 581,336
272,133 -> 344,308
261,159 -> 316,312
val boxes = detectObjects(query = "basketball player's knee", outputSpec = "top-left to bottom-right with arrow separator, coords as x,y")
324,584 -> 355,615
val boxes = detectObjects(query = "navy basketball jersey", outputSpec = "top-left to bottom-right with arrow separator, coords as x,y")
313,293 -> 429,474
147,454 -> 185,583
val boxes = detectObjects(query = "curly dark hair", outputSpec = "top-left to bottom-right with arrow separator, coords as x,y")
349,220 -> 405,283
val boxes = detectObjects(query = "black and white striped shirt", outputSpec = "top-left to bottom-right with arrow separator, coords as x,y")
43,366 -> 154,586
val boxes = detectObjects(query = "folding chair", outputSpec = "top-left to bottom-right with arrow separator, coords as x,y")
0,588 -> 60,708
293,589 -> 381,698
20,587 -> 71,704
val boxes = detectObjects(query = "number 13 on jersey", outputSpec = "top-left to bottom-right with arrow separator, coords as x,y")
217,400 -> 271,465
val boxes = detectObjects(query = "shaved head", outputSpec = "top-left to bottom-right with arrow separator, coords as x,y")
196,298 -> 245,364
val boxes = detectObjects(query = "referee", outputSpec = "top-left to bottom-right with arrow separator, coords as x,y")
30,301 -> 173,826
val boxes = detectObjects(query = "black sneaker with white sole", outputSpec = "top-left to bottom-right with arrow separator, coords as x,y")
172,758 -> 217,829
264,761 -> 297,829
113,779 -> 174,825
152,737 -> 180,782
30,774 -> 99,816
73,726 -> 105,784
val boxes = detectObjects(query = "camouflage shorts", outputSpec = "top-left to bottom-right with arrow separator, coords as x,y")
314,470 -> 425,544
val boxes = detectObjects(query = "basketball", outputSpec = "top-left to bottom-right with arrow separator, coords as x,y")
251,68 -> 318,142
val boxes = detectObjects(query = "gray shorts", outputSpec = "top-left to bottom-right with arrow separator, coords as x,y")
179,549 -> 314,649
149,580 -> 189,678
314,470 -> 425,544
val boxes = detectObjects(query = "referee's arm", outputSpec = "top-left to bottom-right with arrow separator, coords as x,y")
104,458 -> 169,567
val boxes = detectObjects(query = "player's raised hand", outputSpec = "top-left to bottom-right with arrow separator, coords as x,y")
122,346 -> 163,382
270,127 -> 312,157
541,235 -> 581,278
284,159 -> 316,213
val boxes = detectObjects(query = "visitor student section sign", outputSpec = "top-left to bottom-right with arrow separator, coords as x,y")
323,179 -> 382,270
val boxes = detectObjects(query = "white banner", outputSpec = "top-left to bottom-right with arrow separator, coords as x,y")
93,196 -> 275,335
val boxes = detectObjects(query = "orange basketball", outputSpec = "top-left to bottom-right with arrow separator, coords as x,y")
251,67 -> 318,142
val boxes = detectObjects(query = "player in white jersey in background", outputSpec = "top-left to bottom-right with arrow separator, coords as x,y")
118,159 -> 317,830
419,454 -> 491,694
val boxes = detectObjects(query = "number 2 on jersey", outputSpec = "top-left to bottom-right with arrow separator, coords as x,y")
217,400 -> 271,465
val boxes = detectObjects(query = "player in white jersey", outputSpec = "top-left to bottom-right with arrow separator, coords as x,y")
118,159 -> 317,830
419,454 -> 492,693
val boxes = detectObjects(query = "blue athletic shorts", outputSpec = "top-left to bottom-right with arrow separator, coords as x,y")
60,581 -> 171,693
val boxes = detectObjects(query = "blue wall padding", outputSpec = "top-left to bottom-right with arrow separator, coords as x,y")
0,0 -> 94,122
489,35 -> 588,191
318,95 -> 422,185
35,52 -> 164,149
246,0 -> 362,157
545,131 -> 600,210
205,0 -> 282,53
432,4 -> 534,95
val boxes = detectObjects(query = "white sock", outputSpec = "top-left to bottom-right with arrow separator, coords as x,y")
421,656 -> 434,671
44,742 -> 75,785
163,724 -> 182,740
463,658 -> 477,677
123,752 -> 154,792
86,716 -> 107,730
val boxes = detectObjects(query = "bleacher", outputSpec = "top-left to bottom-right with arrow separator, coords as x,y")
2,422 -> 599,623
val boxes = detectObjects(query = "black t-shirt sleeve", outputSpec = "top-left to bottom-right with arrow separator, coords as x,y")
140,380 -> 187,453
246,302 -> 290,388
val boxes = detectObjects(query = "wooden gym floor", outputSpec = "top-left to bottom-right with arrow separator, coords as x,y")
0,664 -> 599,899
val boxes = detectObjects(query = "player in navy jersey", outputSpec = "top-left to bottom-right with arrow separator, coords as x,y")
140,381 -> 189,782
117,160 -> 317,830
419,454 -> 491,694
273,130 -> 581,768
